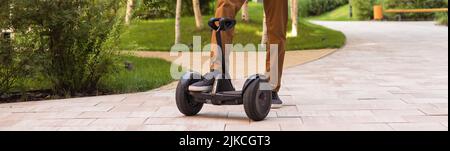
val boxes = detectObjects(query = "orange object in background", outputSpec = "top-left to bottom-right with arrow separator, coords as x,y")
374,5 -> 384,20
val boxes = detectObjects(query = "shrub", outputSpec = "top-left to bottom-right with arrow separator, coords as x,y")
298,0 -> 312,17
0,39 -> 20,94
350,0 -> 378,20
384,0 -> 448,20
305,0 -> 349,16
436,12 -> 448,25
134,0 -> 215,19
0,37 -> 39,95
0,0 -> 34,95
298,0 -> 350,17
8,0 -> 124,96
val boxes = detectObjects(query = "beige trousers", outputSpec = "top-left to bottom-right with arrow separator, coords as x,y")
210,0 -> 288,92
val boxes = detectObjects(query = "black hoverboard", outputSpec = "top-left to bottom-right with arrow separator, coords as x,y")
175,18 -> 272,121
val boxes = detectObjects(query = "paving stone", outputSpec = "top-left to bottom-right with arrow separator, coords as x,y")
290,123 -> 393,131
419,107 -> 448,116
329,110 -> 374,117
0,127 -> 61,131
109,106 -> 158,112
0,112 -> 11,118
64,106 -> 115,112
13,119 -> 68,127
0,106 -> 36,113
302,116 -> 406,124
0,119 -> 21,127
152,106 -> 185,118
250,118 -> 302,126
62,119 -> 96,127
432,103 -> 449,109
389,123 -> 448,131
225,124 -> 280,131
126,125 -> 188,131
128,112 -> 155,118
59,126 -> 126,131
90,118 -> 146,126
146,115 -> 248,125
402,116 -> 448,123
371,109 -> 425,116
40,112 -> 83,119
441,122 -> 448,128
78,112 -> 131,119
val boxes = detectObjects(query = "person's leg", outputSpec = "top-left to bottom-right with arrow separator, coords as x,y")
263,0 -> 288,106
210,0 -> 246,72
189,0 -> 246,92
264,0 -> 288,92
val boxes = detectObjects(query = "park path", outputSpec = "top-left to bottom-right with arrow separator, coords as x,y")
0,21 -> 448,131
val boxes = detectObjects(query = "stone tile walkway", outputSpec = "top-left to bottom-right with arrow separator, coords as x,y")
0,21 -> 448,131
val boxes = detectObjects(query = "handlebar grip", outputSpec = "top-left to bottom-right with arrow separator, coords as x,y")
208,18 -> 221,31
208,18 -> 236,31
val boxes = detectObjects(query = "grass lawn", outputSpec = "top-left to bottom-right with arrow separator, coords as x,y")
11,55 -> 173,96
119,2 -> 346,51
98,55 -> 174,93
308,4 -> 357,21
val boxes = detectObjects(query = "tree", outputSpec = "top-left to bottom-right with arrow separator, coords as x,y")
175,0 -> 182,44
242,0 -> 249,22
290,0 -> 298,37
192,0 -> 203,30
125,0 -> 134,25
261,12 -> 268,44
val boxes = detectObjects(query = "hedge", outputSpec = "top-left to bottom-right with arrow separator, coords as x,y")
134,0 -> 215,19
299,0 -> 350,17
350,0 -> 378,20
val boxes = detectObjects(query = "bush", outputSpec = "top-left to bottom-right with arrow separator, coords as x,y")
0,39 -> 19,94
383,0 -> 448,20
304,0 -> 349,16
436,12 -> 448,25
134,0 -> 215,19
6,0 -> 124,96
350,0 -> 378,20
0,0 -> 33,94
298,0 -> 312,17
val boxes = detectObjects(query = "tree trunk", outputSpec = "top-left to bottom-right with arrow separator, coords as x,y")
242,0 -> 249,22
261,12 -> 268,44
290,0 -> 298,37
192,0 -> 203,30
125,0 -> 134,26
175,0 -> 182,44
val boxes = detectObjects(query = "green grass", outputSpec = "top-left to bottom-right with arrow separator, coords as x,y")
308,4 -> 357,21
12,75 -> 53,93
119,2 -> 346,51
292,20 -> 346,49
98,55 -> 174,93
11,55 -> 174,95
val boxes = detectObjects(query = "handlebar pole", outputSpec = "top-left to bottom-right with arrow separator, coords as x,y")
215,29 -> 226,80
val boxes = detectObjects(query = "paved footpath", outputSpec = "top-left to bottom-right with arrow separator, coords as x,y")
0,22 -> 448,131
